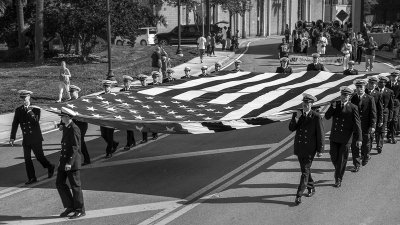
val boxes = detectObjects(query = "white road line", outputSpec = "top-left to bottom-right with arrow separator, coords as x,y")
1,201 -> 181,225
152,135 -> 296,225
138,132 -> 295,225
86,143 -> 278,169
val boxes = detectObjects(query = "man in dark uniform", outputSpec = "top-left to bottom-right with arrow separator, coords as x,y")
375,75 -> 394,153
275,57 -> 293,74
210,62 -> 222,75
306,53 -> 326,71
163,68 -> 176,83
386,70 -> 400,143
343,60 -> 359,75
56,112 -> 85,219
120,76 -> 136,150
365,76 -> 384,154
9,90 -> 55,185
325,86 -> 362,188
350,79 -> 377,170
289,93 -> 324,205
199,66 -> 210,77
100,80 -> 119,158
181,67 -> 192,79
231,60 -> 244,72
151,71 -> 162,85
66,85 -> 90,166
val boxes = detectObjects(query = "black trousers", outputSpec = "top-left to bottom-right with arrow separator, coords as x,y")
296,156 -> 314,196
376,112 -> 389,149
330,141 -> 350,182
387,105 -> 399,140
126,130 -> 136,146
142,132 -> 158,141
23,142 -> 52,180
56,169 -> 84,212
100,126 -> 117,154
79,123 -> 90,163
356,47 -> 363,63
351,132 -> 371,167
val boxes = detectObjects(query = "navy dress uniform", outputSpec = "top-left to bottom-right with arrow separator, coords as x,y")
385,70 -> 400,143
56,113 -> 85,219
350,79 -> 377,169
211,62 -> 222,75
120,76 -> 136,150
343,61 -> 359,75
275,57 -> 293,74
365,76 -> 384,153
100,80 -> 119,158
231,60 -> 244,72
289,94 -> 324,205
199,66 -> 209,77
10,90 -> 55,185
325,86 -> 362,187
306,53 -> 326,71
375,76 -> 394,153
163,68 -> 176,83
181,67 -> 192,79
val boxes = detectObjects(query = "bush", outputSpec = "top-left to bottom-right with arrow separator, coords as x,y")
1,48 -> 30,62
44,49 -> 61,59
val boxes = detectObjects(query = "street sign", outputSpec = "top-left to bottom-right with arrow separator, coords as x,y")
336,10 -> 349,22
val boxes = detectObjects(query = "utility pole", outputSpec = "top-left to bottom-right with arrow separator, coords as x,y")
106,0 -> 115,81
206,0 -> 210,35
201,0 -> 204,36
176,0 -> 183,56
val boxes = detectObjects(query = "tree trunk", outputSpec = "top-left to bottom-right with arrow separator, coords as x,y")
16,0 -> 25,49
242,11 -> 246,39
34,0 -> 44,65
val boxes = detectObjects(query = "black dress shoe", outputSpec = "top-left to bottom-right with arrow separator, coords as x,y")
69,211 -> 86,219
112,142 -> 119,153
295,196 -> 302,205
124,145 -> 131,150
351,166 -> 360,173
48,164 -> 55,178
139,140 -> 147,144
334,181 -> 341,188
25,178 -> 37,185
306,188 -> 315,197
391,139 -> 397,144
81,162 -> 91,166
105,153 -> 112,159
377,147 -> 382,154
60,208 -> 74,217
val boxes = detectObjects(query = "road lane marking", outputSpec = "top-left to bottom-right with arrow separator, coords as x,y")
1,200 -> 181,225
85,143 -> 278,169
138,132 -> 295,225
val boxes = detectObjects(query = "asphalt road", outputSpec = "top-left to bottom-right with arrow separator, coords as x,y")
0,39 -> 399,225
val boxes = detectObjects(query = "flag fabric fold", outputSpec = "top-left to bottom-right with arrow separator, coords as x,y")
41,71 -> 385,134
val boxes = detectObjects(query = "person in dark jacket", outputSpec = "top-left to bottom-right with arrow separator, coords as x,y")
306,53 -> 325,71
365,76 -> 384,152
120,76 -> 136,150
386,70 -> 400,143
275,57 -> 293,74
375,76 -> 394,153
199,66 -> 210,77
9,90 -> 55,185
231,60 -> 244,72
56,112 -> 85,219
350,79 -> 377,170
289,93 -> 324,205
163,68 -> 177,83
343,60 -> 359,75
100,80 -> 119,158
181,67 -> 192,79
325,86 -> 362,188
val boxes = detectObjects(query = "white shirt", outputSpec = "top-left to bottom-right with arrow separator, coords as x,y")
222,29 -> 227,39
197,37 -> 207,50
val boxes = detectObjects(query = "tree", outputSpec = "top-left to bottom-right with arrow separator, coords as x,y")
34,0 -> 44,65
16,0 -> 25,49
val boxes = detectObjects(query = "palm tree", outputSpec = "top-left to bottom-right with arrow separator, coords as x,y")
34,0 -> 44,64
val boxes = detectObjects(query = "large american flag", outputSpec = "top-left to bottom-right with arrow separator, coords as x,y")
42,71 -> 389,134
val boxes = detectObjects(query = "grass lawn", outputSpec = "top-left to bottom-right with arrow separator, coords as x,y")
0,45 -> 198,114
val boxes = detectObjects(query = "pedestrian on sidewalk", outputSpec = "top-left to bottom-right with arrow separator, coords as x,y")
221,26 -> 227,50
56,111 -> 85,219
210,33 -> 216,57
363,36 -> 378,72
289,93 -> 324,205
284,24 -> 291,44
375,76 -> 394,153
151,46 -> 162,73
161,55 -> 171,83
206,33 -> 211,56
58,85 -> 90,166
197,35 -> 207,63
100,80 -> 119,158
325,86 -> 362,188
57,61 -> 72,103
350,79 -> 377,171
226,27 -> 232,51
341,38 -> 353,70
120,76 -> 136,150
9,90 -> 55,185
355,32 -> 365,64
278,38 -> 289,59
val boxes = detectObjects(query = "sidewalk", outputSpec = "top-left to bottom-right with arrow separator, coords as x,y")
0,37 -> 265,144
375,49 -> 400,66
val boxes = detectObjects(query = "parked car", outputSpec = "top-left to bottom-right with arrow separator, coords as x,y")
114,27 -> 157,46
154,24 -> 220,45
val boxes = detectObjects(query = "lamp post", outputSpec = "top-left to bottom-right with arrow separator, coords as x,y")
106,0 -> 115,81
176,0 -> 183,56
